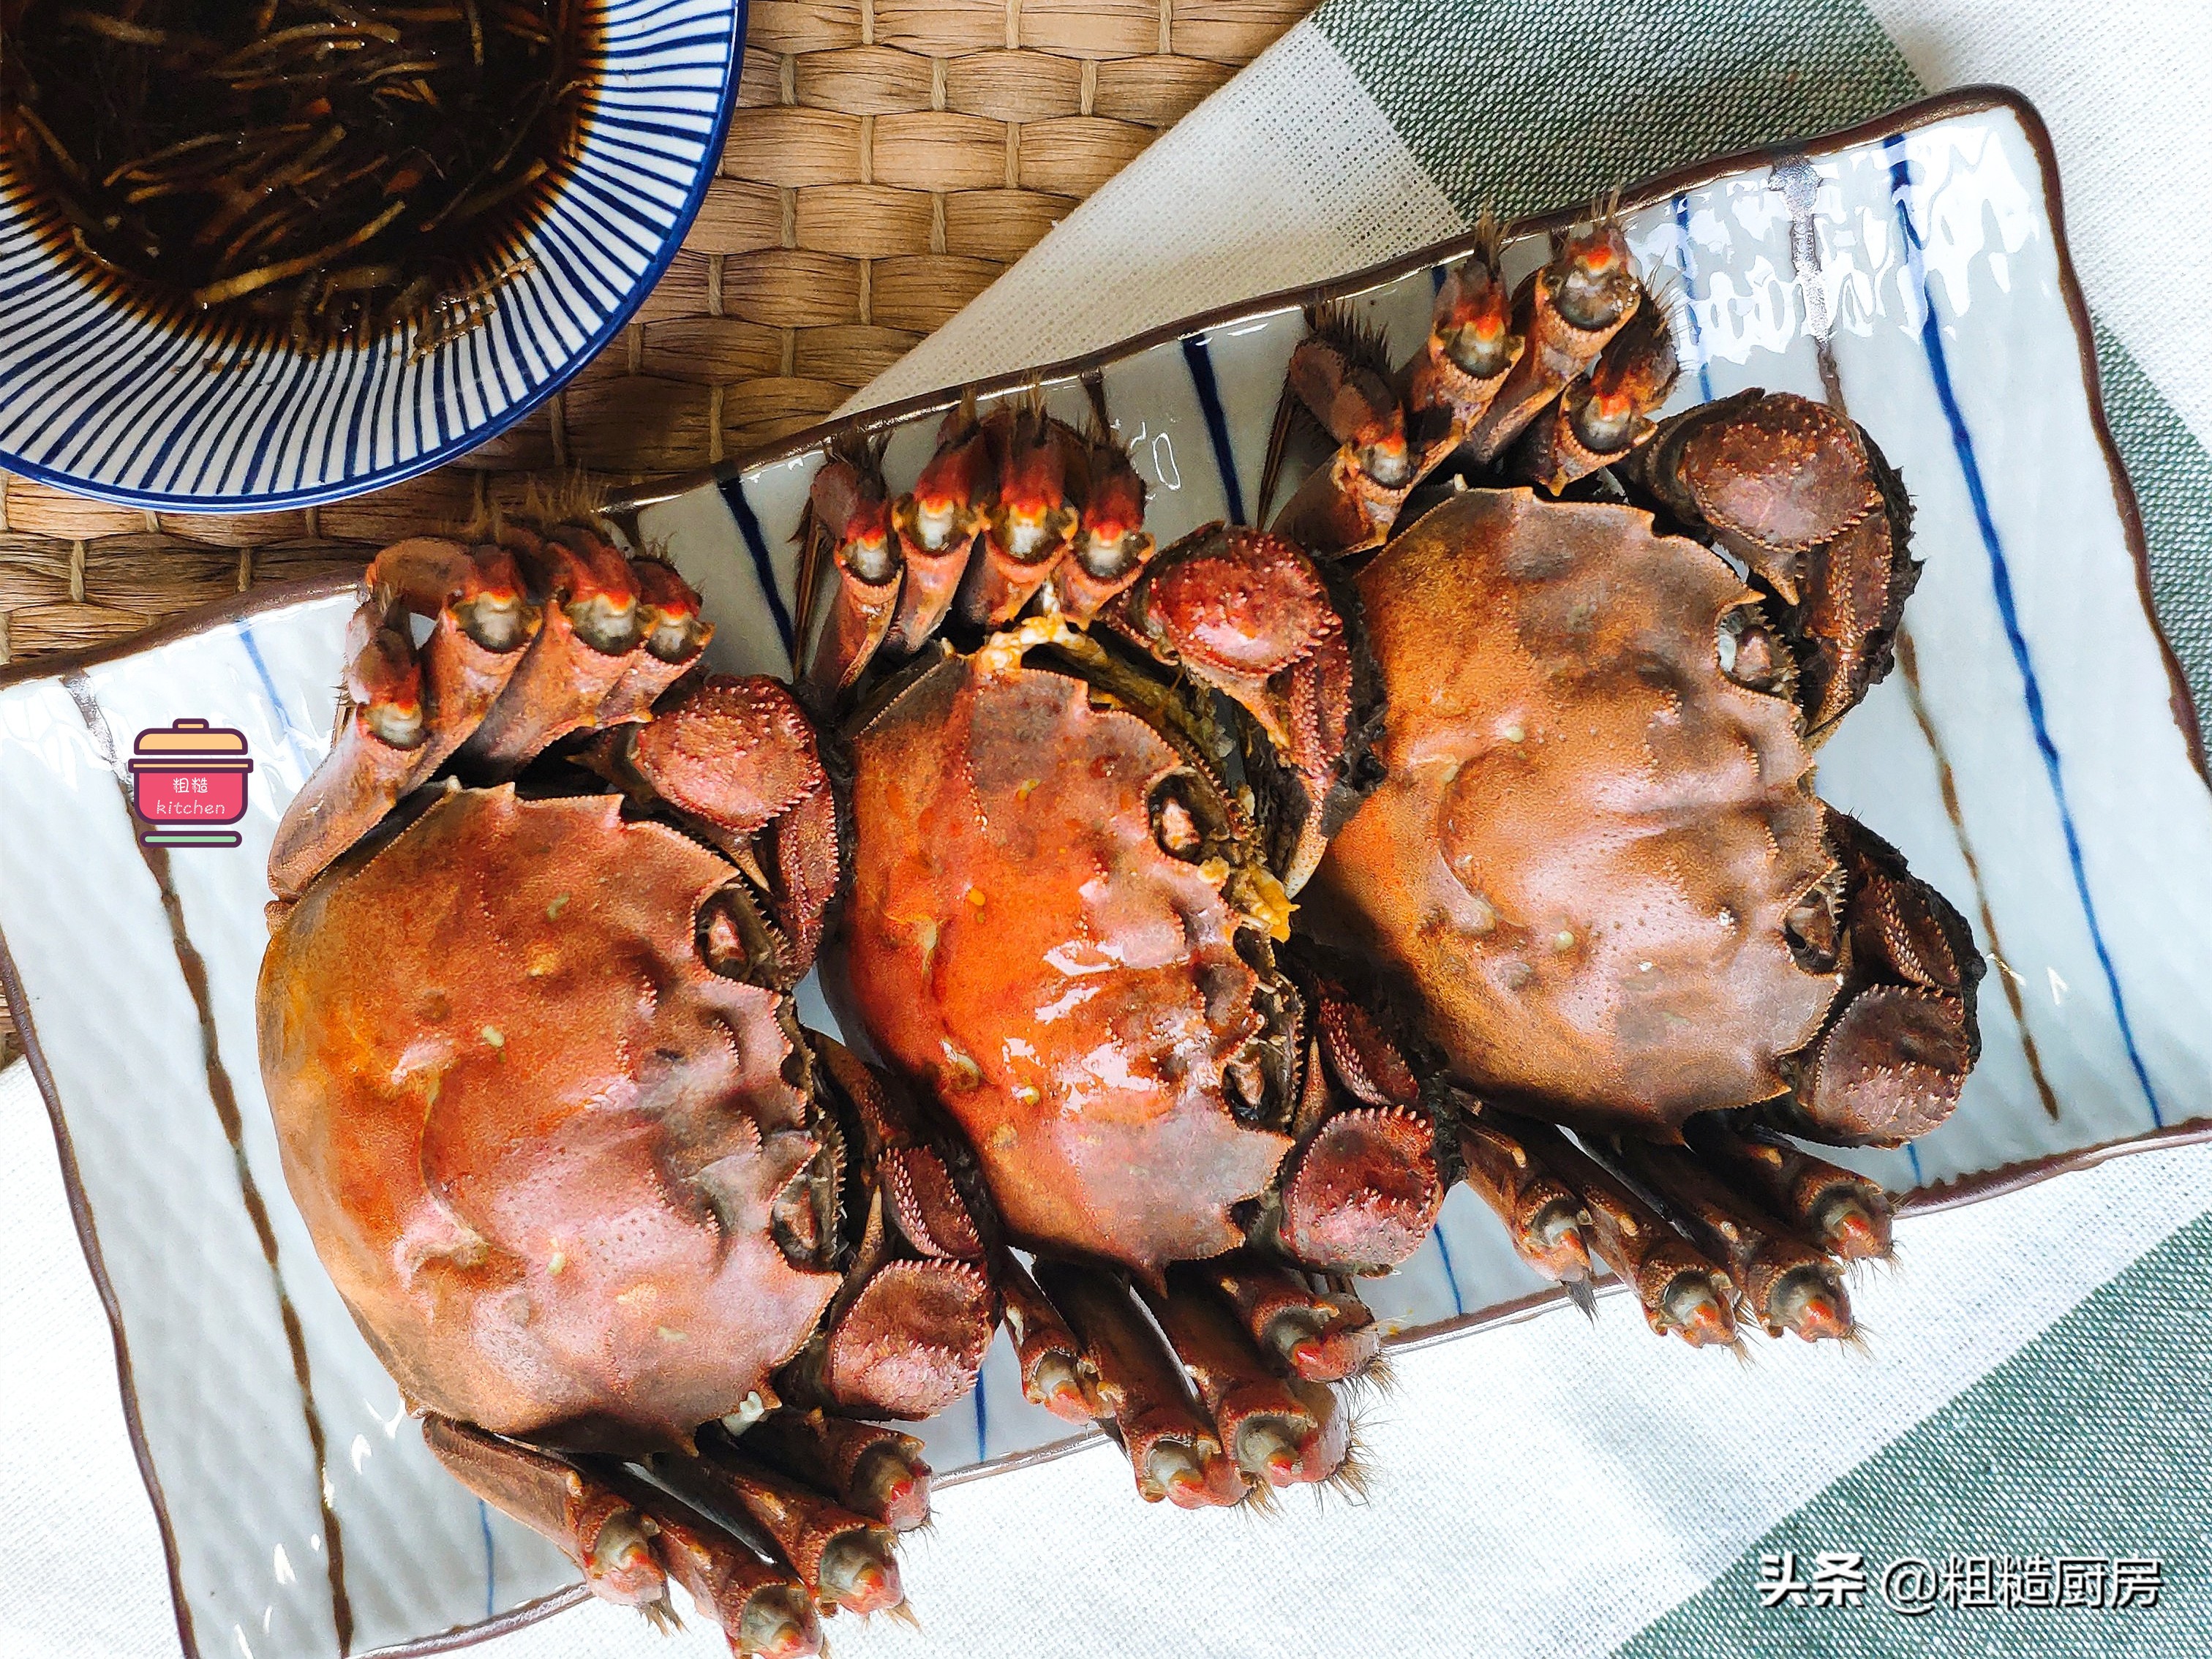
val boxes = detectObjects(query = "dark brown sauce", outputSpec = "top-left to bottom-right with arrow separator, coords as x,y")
0,0 -> 584,349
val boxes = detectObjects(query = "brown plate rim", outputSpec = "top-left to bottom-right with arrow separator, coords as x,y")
0,82 -> 2206,1659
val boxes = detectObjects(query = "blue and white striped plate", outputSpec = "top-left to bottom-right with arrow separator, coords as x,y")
0,0 -> 745,511
1,89 -> 2207,1659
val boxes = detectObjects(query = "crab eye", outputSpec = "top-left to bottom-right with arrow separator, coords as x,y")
1785,872 -> 1844,973
1149,773 -> 1211,861
698,881 -> 796,990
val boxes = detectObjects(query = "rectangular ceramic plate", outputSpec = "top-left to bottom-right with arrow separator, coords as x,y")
3,88 -> 2208,1659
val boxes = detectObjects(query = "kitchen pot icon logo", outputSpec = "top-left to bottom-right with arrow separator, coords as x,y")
129,718 -> 255,849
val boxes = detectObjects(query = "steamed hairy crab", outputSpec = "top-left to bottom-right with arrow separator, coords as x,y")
258,530 -> 1001,1655
804,212 -> 1982,1510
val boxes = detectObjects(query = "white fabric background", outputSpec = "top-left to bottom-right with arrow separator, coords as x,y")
7,6 -> 2211,1656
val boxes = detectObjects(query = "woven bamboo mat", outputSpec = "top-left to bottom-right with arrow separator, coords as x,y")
0,0 -> 1313,1061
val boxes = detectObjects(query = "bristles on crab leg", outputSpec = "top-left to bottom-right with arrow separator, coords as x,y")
1489,1113 -> 1741,1349
1463,217 -> 1642,464
886,404 -> 994,652
955,407 -> 1077,626
1032,1260 -> 1249,1508
1144,1271 -> 1350,1489
1200,1257 -> 1381,1384
1512,297 -> 1680,492
658,1439 -> 907,1617
1682,1116 -> 1895,1263
1606,1137 -> 1856,1342
742,1412 -> 934,1535
800,456 -> 903,709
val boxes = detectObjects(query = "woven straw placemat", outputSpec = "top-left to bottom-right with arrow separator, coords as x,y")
0,0 -> 1313,1060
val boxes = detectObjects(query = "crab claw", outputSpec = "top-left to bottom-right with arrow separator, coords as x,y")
1277,1105 -> 1442,1272
1116,526 -> 1364,892
824,1258 -> 996,1420
1464,217 -> 1643,464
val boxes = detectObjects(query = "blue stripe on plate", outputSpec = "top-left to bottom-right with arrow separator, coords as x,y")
1181,334 -> 1247,526
974,1370 -> 989,1459
720,475 -> 799,661
1669,195 -> 1717,405
1433,1227 -> 1466,1317
1886,138 -> 2165,1129
478,1501 -> 497,1621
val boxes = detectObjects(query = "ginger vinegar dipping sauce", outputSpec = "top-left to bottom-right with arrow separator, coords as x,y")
0,0 -> 587,347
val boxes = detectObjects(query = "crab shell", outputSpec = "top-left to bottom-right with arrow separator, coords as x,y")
827,650 -> 1299,1281
257,786 -> 841,1450
1309,486 -> 1837,1130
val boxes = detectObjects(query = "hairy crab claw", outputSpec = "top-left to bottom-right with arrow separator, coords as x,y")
259,524 -> 1004,1646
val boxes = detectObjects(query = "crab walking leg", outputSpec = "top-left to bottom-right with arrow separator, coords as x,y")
453,524 -> 647,775
1402,232 -> 1524,470
1270,303 -> 1418,556
955,407 -> 1077,626
998,1252 -> 1096,1420
268,601 -> 429,898
886,407 -> 993,652
1116,526 -> 1357,891
1032,1260 -> 1250,1508
1511,300 -> 1681,493
1462,219 -> 1644,464
1143,1271 -> 1350,1489
420,1417 -> 671,1610
658,1435 -> 908,1617
1201,1256 -> 1382,1383
742,1412 -> 933,1534
1770,810 -> 1985,1148
597,559 -> 714,724
1684,1115 -> 1896,1262
1455,1110 -> 1596,1285
268,541 -> 543,898
644,1502 -> 825,1659
1049,437 -> 1158,622
800,457 -> 903,707
1487,1112 -> 1741,1347
1605,1137 -> 1856,1342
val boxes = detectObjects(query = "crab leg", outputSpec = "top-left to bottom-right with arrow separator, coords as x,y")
955,407 -> 1077,626
1403,232 -> 1524,470
1684,1115 -> 1895,1262
1770,810 -> 1983,1148
997,1251 -> 1096,1420
597,559 -> 713,725
1606,1137 -> 1856,1342
645,1499 -> 826,1658
1512,299 -> 1680,492
1143,1272 -> 1350,1489
1455,1110 -> 1596,1286
453,525 -> 647,775
1270,303 -> 1417,557
1116,526 -> 1358,891
268,541 -> 541,898
1484,1112 -> 1740,1347
1199,1255 -> 1381,1384
1031,1260 -> 1249,1508
885,405 -> 993,652
1048,436 -> 1157,622
742,1412 -> 933,1534
659,1434 -> 907,1617
1462,219 -> 1644,464
800,456 -> 903,708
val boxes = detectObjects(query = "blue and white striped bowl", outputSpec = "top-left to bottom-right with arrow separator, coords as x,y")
0,0 -> 745,511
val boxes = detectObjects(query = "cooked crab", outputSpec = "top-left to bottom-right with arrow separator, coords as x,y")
803,211 -> 1981,1500
257,528 -> 998,1655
